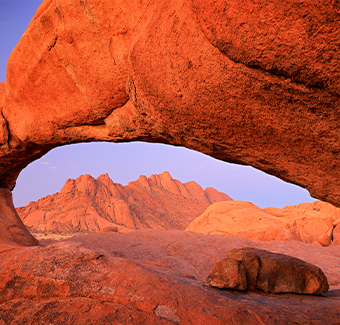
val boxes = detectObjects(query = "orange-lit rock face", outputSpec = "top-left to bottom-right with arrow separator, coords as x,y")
0,0 -> 340,245
186,200 -> 339,246
16,172 -> 231,232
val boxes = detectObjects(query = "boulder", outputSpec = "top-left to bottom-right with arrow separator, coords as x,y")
226,248 -> 329,294
100,226 -> 118,233
205,258 -> 247,290
186,201 -> 283,237
318,226 -> 334,246
187,200 -> 336,244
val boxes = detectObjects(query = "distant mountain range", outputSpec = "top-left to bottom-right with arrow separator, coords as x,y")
17,171 -> 340,247
17,171 -> 232,232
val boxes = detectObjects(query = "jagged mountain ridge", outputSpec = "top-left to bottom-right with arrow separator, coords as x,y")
17,171 -> 232,232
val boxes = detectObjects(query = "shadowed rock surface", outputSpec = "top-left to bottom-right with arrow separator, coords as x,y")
0,230 -> 340,324
206,258 -> 247,290
0,0 -> 340,245
16,171 -> 231,232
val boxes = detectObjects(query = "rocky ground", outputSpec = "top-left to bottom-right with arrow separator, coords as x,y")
1,229 -> 340,324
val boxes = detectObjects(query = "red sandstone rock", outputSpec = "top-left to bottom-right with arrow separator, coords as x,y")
0,230 -> 339,324
17,172 -> 231,232
227,248 -> 329,294
205,258 -> 247,290
0,0 -> 340,246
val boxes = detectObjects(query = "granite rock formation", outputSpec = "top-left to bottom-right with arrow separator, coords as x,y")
187,200 -> 340,246
16,171 -> 231,232
0,0 -> 340,245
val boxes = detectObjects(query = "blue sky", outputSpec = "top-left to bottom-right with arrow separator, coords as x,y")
1,0 -> 314,208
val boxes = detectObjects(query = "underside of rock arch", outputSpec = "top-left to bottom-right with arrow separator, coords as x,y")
0,0 -> 339,246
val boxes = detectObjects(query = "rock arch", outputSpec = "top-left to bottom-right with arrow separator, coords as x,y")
0,0 -> 339,245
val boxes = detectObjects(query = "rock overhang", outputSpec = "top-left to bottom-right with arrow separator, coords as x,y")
0,0 -> 339,245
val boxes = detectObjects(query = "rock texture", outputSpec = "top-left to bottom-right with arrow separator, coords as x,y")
17,171 -> 231,232
205,258 -> 247,290
0,0 -> 340,245
1,230 -> 340,324
187,200 -> 340,246
223,248 -> 328,294
0,188 -> 37,246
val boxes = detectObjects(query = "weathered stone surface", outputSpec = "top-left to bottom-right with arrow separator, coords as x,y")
332,224 -> 340,244
227,247 -> 329,294
274,229 -> 298,242
0,0 -> 340,245
318,226 -> 334,246
17,172 -> 231,232
0,230 -> 339,324
205,258 -> 247,290
0,188 -> 37,246
186,201 -> 283,239
334,218 -> 340,227
187,200 -> 337,245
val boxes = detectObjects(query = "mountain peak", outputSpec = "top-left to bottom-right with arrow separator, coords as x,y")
17,172 -> 232,232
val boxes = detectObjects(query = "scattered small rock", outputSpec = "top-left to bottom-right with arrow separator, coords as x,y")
99,286 -> 116,295
153,305 -> 181,323
100,226 -> 118,233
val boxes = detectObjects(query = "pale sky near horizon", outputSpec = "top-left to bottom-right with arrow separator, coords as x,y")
1,0 -> 315,209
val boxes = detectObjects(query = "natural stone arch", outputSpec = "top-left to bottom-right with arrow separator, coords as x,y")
0,0 -> 339,246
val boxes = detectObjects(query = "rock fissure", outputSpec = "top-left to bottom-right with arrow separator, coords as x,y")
202,33 -> 322,94
0,110 -> 9,148
47,36 -> 58,51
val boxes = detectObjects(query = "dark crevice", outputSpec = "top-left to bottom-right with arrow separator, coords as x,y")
201,32 -> 333,94
225,56 -> 325,92
47,37 -> 58,51
0,110 -> 10,148
60,121 -> 107,130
